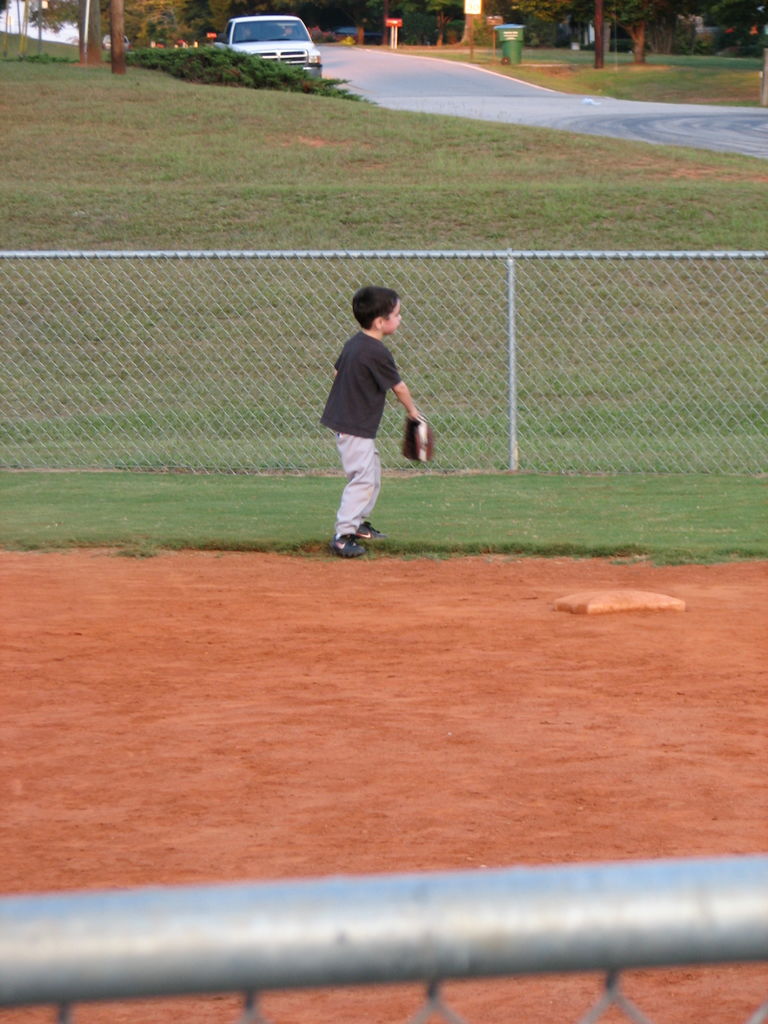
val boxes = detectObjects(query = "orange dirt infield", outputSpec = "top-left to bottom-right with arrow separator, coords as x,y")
2,550 -> 767,1024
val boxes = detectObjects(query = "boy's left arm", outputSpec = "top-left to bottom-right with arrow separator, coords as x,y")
392,380 -> 421,421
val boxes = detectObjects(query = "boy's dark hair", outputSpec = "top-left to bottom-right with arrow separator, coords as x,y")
352,286 -> 399,329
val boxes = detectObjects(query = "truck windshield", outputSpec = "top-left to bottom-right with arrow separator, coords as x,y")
233,21 -> 309,43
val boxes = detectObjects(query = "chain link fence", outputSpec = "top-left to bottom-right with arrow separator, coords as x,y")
44,975 -> 768,1024
1,251 -> 765,475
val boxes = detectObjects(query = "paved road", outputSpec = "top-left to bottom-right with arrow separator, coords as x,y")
321,46 -> 768,159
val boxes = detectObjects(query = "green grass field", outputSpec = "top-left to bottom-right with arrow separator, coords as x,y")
1,48 -> 766,561
1,471 -> 765,562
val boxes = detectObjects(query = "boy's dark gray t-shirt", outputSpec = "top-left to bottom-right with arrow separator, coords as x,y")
321,331 -> 402,439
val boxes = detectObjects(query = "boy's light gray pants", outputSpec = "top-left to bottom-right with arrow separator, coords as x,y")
334,432 -> 381,537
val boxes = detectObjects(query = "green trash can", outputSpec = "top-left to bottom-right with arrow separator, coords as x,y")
494,23 -> 524,64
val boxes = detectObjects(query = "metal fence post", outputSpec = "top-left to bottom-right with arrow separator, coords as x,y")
506,255 -> 519,472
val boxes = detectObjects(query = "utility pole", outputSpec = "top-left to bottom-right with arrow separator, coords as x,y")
110,0 -> 126,73
594,0 -> 604,68
463,0 -> 481,55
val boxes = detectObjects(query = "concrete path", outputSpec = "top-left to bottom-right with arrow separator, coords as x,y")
321,46 -> 768,159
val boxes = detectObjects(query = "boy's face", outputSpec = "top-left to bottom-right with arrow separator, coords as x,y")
380,300 -> 401,336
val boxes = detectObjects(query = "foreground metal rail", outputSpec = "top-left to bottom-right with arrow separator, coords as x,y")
1,856 -> 767,1012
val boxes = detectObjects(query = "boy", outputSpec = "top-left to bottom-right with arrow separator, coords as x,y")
321,286 -> 421,558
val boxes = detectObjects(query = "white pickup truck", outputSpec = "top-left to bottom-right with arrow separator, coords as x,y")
214,15 -> 322,78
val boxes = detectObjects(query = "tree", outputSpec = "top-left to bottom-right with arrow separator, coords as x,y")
319,0 -> 385,40
421,0 -> 462,45
123,0 -> 179,45
121,0 -> 235,45
29,0 -> 79,31
514,0 -> 677,61
110,0 -> 126,71
177,0 -> 214,36
642,0 -> 699,55
511,0 -> 592,48
611,0 -> 652,61
705,0 -> 766,50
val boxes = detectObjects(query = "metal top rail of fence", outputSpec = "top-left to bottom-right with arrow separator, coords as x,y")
1,855 -> 767,1024
2,250 -> 767,258
1,250 -> 766,475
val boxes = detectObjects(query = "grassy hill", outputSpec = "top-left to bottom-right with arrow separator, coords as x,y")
1,52 -> 766,252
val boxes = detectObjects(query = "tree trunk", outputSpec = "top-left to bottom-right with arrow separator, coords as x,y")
594,0 -> 604,69
626,20 -> 646,63
435,11 -> 447,46
110,0 -> 126,74
646,16 -> 675,54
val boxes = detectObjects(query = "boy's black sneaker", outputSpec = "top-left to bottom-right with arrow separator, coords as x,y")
329,534 -> 366,558
355,520 -> 388,540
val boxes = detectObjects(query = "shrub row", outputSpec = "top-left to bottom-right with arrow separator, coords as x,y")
126,46 -> 361,99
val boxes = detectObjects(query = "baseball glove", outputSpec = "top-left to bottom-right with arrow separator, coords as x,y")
402,416 -> 434,463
